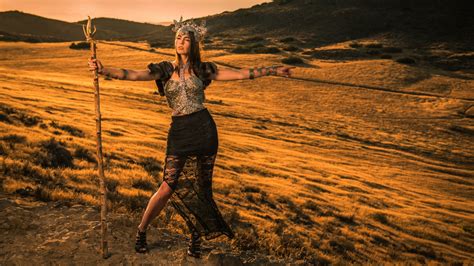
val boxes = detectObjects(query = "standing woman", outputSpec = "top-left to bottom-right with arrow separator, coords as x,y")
88,17 -> 294,258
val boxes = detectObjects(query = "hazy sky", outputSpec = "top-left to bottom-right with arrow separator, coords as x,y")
0,0 -> 269,24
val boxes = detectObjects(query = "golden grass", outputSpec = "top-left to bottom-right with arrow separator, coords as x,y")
0,40 -> 473,264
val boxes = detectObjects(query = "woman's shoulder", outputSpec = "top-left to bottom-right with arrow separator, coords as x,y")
198,61 -> 218,80
200,61 -> 217,70
147,60 -> 174,79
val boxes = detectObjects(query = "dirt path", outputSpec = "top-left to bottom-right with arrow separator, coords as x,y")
0,193 -> 299,265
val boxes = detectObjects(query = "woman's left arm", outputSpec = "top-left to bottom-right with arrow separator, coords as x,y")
213,65 -> 295,81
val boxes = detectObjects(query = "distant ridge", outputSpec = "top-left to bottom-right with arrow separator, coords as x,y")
1,0 -> 472,48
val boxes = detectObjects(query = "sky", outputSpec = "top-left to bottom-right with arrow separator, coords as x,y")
0,0 -> 269,24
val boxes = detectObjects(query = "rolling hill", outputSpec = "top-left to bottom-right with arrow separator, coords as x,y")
1,0 -> 473,49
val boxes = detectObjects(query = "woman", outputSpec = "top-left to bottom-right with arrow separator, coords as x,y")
88,17 -> 294,258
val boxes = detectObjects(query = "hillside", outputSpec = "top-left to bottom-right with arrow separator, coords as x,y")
1,0 -> 473,49
0,11 -> 165,42
0,39 -> 473,264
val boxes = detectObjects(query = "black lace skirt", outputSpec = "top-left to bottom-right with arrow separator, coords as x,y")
161,108 -> 234,240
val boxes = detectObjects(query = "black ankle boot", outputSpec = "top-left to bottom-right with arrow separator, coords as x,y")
135,228 -> 148,253
187,230 -> 202,258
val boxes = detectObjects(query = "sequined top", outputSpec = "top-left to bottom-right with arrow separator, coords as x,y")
164,74 -> 206,116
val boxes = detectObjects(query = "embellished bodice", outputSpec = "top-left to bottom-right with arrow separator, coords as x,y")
164,75 -> 206,116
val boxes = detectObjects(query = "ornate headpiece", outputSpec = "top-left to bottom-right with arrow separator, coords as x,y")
172,16 -> 207,42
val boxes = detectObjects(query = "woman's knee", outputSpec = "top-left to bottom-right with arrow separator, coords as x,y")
160,180 -> 175,197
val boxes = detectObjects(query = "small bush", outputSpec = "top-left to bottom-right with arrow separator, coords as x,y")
0,143 -> 7,156
250,43 -> 265,48
34,137 -> 74,168
49,121 -> 84,137
279,37 -> 297,43
282,56 -> 304,65
349,42 -> 363,48
34,187 -> 52,201
366,49 -> 381,55
231,46 -> 252,54
241,185 -> 261,193
73,146 -> 96,163
0,134 -> 27,144
69,42 -> 90,50
139,156 -> 162,177
0,105 -> 42,126
329,236 -> 355,253
107,130 -> 123,137
382,47 -> 403,53
132,178 -> 156,191
282,45 -> 300,52
244,36 -> 265,42
396,57 -> 416,64
303,200 -> 321,212
254,47 -> 280,54
372,212 -> 389,224
365,43 -> 383,48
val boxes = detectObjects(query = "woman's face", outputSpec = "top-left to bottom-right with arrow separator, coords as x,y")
175,31 -> 191,55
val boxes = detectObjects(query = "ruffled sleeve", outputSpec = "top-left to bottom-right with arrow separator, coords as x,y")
147,61 -> 174,96
198,61 -> 218,90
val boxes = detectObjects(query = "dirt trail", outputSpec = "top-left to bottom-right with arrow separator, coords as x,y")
0,193 -> 299,265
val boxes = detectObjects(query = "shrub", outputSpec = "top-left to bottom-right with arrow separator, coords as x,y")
132,178 -> 155,191
241,185 -> 261,193
365,43 -> 383,48
0,134 -> 27,144
254,47 -> 280,54
0,143 -> 6,156
372,212 -> 389,224
33,137 -> 74,168
282,45 -> 300,51
396,57 -> 416,64
138,156 -> 162,177
231,46 -> 252,54
279,37 -> 298,43
366,49 -> 381,55
244,36 -> 265,42
349,42 -> 362,48
73,146 -> 96,163
282,56 -> 304,65
49,121 -> 84,137
69,42 -> 90,50
382,46 -> 403,53
250,43 -> 265,48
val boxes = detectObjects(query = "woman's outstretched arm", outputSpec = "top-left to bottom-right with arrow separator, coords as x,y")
213,65 -> 294,81
88,57 -> 161,81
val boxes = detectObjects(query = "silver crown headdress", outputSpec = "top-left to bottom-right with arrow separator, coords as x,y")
172,16 -> 207,42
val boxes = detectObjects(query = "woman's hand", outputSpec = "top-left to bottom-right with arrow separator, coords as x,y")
88,57 -> 104,74
275,66 -> 295,78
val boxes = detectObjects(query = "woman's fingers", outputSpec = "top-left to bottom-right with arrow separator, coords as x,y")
87,58 -> 102,72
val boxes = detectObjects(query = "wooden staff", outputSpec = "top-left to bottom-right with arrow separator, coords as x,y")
82,16 -> 109,259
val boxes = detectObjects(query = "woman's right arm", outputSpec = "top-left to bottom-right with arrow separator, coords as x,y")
88,57 -> 160,81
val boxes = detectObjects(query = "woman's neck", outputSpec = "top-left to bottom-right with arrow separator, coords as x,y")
179,55 -> 189,65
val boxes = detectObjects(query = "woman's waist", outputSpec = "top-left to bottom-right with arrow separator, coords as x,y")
171,107 -> 210,122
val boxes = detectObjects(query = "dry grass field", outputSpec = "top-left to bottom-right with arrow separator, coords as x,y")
0,40 -> 473,264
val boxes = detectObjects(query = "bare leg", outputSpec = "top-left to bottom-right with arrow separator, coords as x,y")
137,181 -> 174,232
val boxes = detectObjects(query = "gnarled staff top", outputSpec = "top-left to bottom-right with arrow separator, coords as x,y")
83,16 -> 97,42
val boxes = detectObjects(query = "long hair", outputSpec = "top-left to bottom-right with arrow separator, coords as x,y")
173,31 -> 203,77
